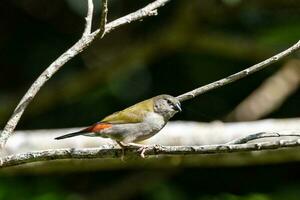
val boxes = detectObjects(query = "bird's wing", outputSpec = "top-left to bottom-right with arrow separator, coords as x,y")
101,99 -> 154,124
55,99 -> 154,139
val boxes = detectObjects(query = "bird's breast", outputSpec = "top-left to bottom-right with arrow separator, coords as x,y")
143,112 -> 166,131
126,112 -> 166,142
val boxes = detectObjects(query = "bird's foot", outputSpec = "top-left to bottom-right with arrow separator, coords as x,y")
134,144 -> 162,158
116,142 -> 161,158
122,142 -> 149,158
116,142 -> 145,160
116,141 -> 129,161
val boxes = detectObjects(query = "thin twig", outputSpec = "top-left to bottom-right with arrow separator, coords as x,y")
102,0 -> 167,35
0,0 -> 171,149
177,40 -> 300,102
99,0 -> 108,37
2,138 -> 300,168
83,0 -> 94,36
226,132 -> 300,144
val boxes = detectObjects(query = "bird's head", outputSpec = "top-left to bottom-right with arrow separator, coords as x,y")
153,94 -> 181,120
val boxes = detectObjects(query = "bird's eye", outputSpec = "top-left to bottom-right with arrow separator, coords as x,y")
166,99 -> 172,104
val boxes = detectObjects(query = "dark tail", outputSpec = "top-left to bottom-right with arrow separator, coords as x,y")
54,128 -> 89,140
55,122 -> 111,140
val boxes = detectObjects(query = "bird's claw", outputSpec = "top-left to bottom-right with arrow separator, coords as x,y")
116,142 -> 145,160
116,142 -> 162,159
138,146 -> 148,158
137,144 -> 162,158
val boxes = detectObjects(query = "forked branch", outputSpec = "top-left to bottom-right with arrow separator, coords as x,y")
0,0 -> 171,149
2,0 -> 300,168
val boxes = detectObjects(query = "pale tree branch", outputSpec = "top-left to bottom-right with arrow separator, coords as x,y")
177,40 -> 300,102
2,0 -> 300,169
0,0 -> 171,149
83,0 -> 94,36
102,0 -> 164,35
226,132 -> 300,145
2,138 -> 300,168
2,118 -> 300,155
2,119 -> 300,169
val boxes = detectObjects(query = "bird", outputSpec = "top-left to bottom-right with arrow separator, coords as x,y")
55,94 -> 182,151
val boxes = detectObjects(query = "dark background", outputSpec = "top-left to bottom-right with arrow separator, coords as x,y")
1,0 -> 300,199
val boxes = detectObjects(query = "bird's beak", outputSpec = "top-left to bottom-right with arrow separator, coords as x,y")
174,103 -> 182,112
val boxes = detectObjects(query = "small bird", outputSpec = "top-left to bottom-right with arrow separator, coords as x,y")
55,95 -> 181,149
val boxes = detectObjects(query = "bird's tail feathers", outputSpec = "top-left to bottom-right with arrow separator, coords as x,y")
54,122 -> 112,140
54,127 -> 90,140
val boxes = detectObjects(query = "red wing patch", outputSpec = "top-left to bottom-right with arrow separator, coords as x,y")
89,123 -> 112,132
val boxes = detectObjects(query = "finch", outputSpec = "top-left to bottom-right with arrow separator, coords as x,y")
55,95 -> 181,148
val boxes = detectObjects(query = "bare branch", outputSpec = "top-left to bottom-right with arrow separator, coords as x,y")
0,0 -> 171,149
99,0 -> 108,37
102,0 -> 169,35
2,138 -> 300,168
227,132 -> 300,145
2,118 -> 300,156
83,0 -> 94,36
177,40 -> 300,102
2,119 -> 300,169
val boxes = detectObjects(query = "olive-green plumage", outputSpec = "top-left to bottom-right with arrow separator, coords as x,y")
101,98 -> 154,123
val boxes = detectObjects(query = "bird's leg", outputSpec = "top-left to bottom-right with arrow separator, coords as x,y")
116,141 -> 129,160
128,143 -> 161,158
127,143 -> 148,158
116,142 -> 157,158
116,142 -> 145,159
143,144 -> 163,158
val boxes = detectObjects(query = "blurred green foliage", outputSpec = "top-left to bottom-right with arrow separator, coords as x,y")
1,164 -> 300,200
1,0 -> 300,129
1,0 -> 300,199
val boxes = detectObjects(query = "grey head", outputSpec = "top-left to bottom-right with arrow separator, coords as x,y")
153,94 -> 182,121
